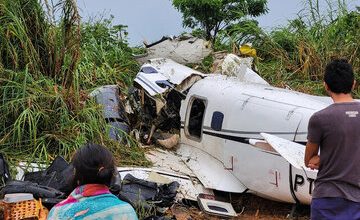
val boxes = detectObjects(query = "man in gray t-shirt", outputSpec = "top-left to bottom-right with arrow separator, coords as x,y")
305,59 -> 360,219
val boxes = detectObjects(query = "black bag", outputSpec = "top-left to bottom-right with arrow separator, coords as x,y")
0,180 -> 65,199
24,156 -> 73,195
118,174 -> 179,208
0,154 -> 11,186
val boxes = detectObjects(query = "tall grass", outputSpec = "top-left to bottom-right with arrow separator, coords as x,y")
218,0 -> 360,96
78,17 -> 139,91
0,0 -> 149,167
0,0 -> 80,88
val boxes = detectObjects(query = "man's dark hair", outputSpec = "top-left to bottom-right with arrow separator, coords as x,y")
72,143 -> 115,187
324,59 -> 354,94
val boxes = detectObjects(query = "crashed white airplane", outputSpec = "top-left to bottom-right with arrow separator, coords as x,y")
130,55 -> 332,209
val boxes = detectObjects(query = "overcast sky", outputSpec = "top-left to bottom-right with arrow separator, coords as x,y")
77,0 -> 360,46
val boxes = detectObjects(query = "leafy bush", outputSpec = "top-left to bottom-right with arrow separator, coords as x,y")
0,0 -> 148,166
219,1 -> 360,96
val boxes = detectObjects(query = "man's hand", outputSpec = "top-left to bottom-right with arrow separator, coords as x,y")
308,155 -> 320,170
305,141 -> 320,168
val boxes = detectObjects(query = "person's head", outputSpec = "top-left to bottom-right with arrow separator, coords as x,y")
72,143 -> 115,187
324,59 -> 355,94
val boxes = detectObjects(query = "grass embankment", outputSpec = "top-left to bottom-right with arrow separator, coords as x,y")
1,0 -> 359,169
215,0 -> 360,97
0,0 -> 149,167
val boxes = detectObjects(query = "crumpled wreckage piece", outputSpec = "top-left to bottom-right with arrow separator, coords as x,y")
221,54 -> 268,85
130,59 -> 205,143
157,134 -> 179,149
135,34 -> 212,65
134,58 -> 205,97
90,85 -> 130,142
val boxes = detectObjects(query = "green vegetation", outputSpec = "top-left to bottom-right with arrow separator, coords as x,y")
172,0 -> 268,44
0,0 -> 149,167
215,0 -> 360,96
1,0 -> 360,168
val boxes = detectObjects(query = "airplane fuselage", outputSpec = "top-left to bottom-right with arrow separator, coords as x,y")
178,75 -> 329,204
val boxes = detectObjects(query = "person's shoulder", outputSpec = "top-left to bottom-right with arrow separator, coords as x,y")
312,104 -> 337,117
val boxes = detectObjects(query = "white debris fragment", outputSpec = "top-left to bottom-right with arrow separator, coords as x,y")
221,54 -> 269,85
135,35 -> 212,64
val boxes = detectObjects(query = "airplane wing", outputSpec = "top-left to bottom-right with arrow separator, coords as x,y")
260,133 -> 317,173
177,144 -> 248,193
146,146 -> 247,194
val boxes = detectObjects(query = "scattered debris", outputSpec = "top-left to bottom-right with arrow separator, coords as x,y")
89,85 -> 130,142
157,133 -> 179,149
221,53 -> 267,84
197,193 -> 237,218
135,34 -> 212,64
0,52 -> 327,219
134,58 -> 205,96
129,58 -> 205,144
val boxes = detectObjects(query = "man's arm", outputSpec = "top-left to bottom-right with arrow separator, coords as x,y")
305,141 -> 320,169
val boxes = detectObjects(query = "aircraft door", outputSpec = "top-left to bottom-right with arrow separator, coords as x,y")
183,96 -> 207,144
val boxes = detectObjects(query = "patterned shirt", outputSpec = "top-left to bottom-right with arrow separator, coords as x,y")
48,184 -> 138,220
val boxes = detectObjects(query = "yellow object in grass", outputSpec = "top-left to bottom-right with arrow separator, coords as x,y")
240,44 -> 257,57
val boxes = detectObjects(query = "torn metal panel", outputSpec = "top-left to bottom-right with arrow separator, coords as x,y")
145,149 -> 195,177
89,85 -> 126,119
108,121 -> 130,141
135,35 -> 212,64
16,162 -> 46,180
130,60 -> 203,140
261,133 -> 317,173
89,85 -> 130,142
134,64 -> 171,96
197,195 -> 238,217
221,54 -> 269,85
148,58 -> 205,86
177,144 -> 248,193
175,75 -> 203,93
134,59 -> 205,97
260,133 -> 318,204
305,94 -> 334,104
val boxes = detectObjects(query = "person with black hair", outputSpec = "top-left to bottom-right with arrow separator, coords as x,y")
305,59 -> 360,219
48,143 -> 138,219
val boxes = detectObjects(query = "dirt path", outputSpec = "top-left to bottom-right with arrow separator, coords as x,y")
170,194 -> 310,220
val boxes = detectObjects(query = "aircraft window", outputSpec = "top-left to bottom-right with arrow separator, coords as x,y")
208,205 -> 228,213
211,111 -> 224,131
141,66 -> 158,73
156,80 -> 172,89
188,98 -> 206,139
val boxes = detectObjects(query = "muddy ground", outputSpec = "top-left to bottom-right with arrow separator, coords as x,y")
169,194 -> 310,220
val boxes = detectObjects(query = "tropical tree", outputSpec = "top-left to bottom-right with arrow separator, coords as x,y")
172,0 -> 268,43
